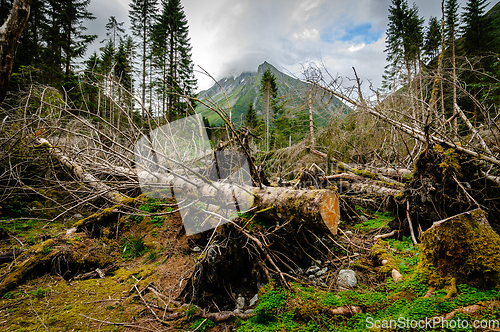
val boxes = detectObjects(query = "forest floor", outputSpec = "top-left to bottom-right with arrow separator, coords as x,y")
1,196 -> 500,331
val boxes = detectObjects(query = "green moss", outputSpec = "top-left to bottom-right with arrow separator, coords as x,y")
418,209 -> 500,290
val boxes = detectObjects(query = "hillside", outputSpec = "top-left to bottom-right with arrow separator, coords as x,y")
195,62 -> 349,127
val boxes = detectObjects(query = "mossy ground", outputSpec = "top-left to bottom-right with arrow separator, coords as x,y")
1,201 -> 500,331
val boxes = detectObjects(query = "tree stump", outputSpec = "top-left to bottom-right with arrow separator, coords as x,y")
419,209 -> 500,290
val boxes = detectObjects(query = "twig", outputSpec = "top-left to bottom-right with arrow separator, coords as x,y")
78,314 -> 157,331
406,201 -> 418,245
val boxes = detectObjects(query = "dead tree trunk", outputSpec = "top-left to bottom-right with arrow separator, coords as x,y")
0,0 -> 31,102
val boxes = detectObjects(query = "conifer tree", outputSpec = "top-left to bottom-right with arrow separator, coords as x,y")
445,0 -> 460,135
244,103 -> 258,129
129,0 -> 158,111
424,16 -> 441,60
152,0 -> 196,121
259,68 -> 278,151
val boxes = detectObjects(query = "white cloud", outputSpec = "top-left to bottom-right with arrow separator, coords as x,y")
292,29 -> 320,40
348,43 -> 366,52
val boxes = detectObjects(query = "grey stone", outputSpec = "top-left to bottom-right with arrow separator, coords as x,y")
244,309 -> 254,314
236,296 -> 245,310
306,266 -> 320,275
344,230 -> 353,236
360,215 -> 369,222
336,269 -> 357,289
233,309 -> 241,314
192,246 -> 201,252
315,267 -> 328,277
249,294 -> 259,307
73,213 -> 83,220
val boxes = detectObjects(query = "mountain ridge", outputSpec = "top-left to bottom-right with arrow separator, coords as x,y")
195,61 -> 348,127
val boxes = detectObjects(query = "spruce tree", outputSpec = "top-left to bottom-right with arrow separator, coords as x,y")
424,16 -> 441,60
129,0 -> 158,110
259,68 -> 278,151
445,0 -> 460,135
244,103 -> 258,129
461,0 -> 491,56
152,0 -> 196,121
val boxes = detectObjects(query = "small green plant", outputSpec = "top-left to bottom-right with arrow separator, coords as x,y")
42,245 -> 52,255
150,216 -> 163,227
190,318 -> 215,331
128,214 -> 143,224
29,287 -> 48,298
121,236 -> 147,260
3,292 -> 14,299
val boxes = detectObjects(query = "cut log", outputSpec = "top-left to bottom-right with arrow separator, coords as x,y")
140,170 -> 341,235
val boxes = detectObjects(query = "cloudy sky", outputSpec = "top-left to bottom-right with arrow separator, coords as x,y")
85,0 -> 496,94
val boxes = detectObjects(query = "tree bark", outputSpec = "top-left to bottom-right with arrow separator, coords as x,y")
0,0 -> 31,102
36,137 -> 340,236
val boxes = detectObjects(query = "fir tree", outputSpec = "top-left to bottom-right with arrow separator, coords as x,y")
244,103 -> 258,129
152,0 -> 196,121
461,0 -> 492,56
445,0 -> 460,135
129,0 -> 158,110
259,68 -> 278,151
424,16 -> 441,60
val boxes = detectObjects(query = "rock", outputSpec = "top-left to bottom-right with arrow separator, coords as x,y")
306,266 -> 320,275
236,296 -> 245,310
244,309 -> 254,314
192,246 -> 201,252
361,215 -> 369,222
381,259 -> 389,265
316,267 -> 328,277
336,269 -> 357,290
233,309 -> 241,314
344,230 -> 353,236
249,294 -> 258,307
65,227 -> 77,236
73,213 -> 83,220
392,269 -> 403,283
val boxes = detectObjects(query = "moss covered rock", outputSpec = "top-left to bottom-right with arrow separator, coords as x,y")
419,209 -> 500,290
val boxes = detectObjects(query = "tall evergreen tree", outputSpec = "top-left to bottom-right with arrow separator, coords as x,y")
40,0 -> 96,84
461,0 -> 492,56
152,0 -> 196,121
129,0 -> 158,112
244,103 -> 258,129
445,0 -> 460,135
424,16 -> 441,60
259,68 -> 278,151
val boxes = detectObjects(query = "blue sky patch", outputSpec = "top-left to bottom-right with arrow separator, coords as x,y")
321,23 -> 383,44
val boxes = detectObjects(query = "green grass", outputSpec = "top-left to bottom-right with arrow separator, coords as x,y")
352,210 -> 392,233
236,238 -> 500,332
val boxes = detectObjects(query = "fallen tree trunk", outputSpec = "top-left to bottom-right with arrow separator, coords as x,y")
36,137 -> 340,236
308,147 -> 405,187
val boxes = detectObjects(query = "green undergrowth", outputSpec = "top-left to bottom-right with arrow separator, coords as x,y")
237,238 -> 500,332
352,207 -> 392,233
0,264 -> 158,331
